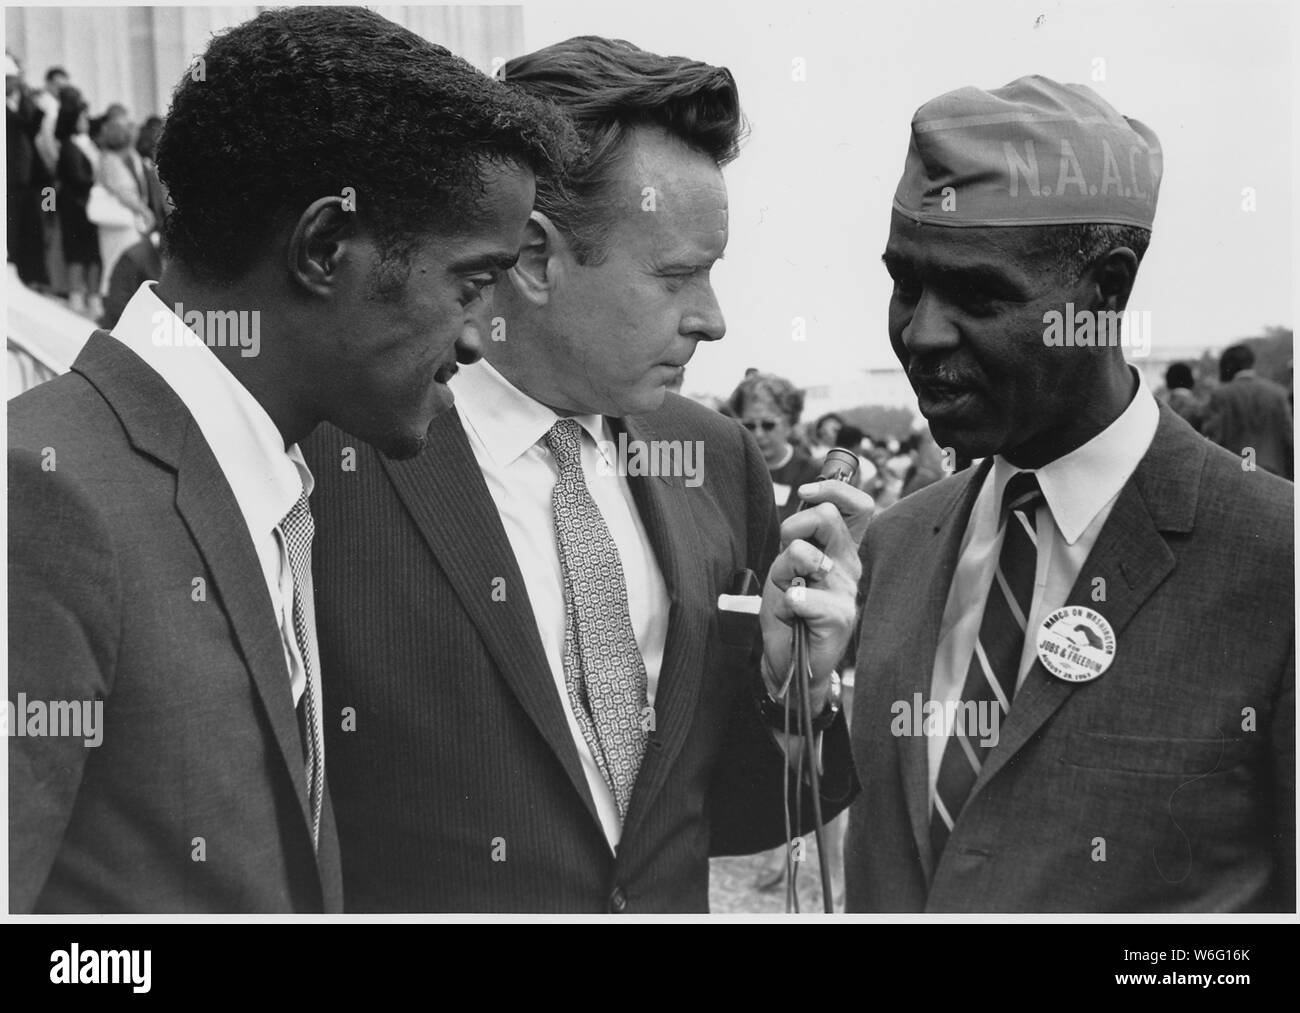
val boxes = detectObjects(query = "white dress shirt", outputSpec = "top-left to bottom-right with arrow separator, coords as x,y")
927,370 -> 1159,805
450,359 -> 670,851
112,282 -> 318,709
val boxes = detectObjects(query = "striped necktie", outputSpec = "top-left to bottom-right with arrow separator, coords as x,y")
931,471 -> 1044,860
279,490 -> 324,851
545,418 -> 649,820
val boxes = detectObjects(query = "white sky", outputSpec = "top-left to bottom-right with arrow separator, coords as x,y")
523,0 -> 1294,398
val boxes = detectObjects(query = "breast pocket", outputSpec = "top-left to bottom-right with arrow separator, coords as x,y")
1059,731 -> 1258,776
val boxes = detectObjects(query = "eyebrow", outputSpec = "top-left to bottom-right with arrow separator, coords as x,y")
882,251 -> 1028,296
656,252 -> 725,271
448,251 -> 520,274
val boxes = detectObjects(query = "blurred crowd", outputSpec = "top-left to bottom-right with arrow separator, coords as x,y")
1156,348 -> 1293,479
6,52 -> 165,328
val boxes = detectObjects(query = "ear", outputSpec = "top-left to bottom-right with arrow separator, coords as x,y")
1084,246 -> 1139,314
507,210 -> 571,307
287,195 -> 360,297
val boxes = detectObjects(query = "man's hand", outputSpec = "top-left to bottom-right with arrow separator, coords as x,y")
760,480 -> 873,711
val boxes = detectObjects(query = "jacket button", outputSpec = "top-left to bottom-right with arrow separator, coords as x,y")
609,887 -> 628,913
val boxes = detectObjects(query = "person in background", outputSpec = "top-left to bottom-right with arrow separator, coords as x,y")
136,114 -> 163,161
54,89 -> 102,318
6,51 -> 52,290
94,116 -> 154,294
98,231 -> 161,329
133,114 -> 168,227
729,371 -> 823,521
100,104 -> 165,220
1203,344 -> 1293,480
1160,361 -> 1203,432
809,412 -> 844,462
35,66 -> 72,293
33,66 -> 69,172
898,429 -> 946,499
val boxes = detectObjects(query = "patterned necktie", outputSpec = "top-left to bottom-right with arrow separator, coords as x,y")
930,471 -> 1044,860
545,418 -> 650,820
279,490 -> 323,851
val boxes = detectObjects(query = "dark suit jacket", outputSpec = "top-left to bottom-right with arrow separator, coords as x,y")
302,395 -> 855,912
8,331 -> 342,912
1203,372 -> 1293,479
846,405 -> 1294,912
98,237 -> 163,330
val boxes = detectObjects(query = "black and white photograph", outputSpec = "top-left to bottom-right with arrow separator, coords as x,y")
3,0 -> 1295,969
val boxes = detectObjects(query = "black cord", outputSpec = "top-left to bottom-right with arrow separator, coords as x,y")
780,577 -> 834,914
782,676 -> 796,913
795,616 -> 833,912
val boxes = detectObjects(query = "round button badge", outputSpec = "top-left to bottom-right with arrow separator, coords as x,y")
1035,606 -> 1116,683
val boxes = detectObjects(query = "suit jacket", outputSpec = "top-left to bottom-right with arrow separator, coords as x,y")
8,331 -> 343,912
1203,372 -> 1293,479
99,237 -> 163,330
302,395 -> 855,913
846,405 -> 1295,912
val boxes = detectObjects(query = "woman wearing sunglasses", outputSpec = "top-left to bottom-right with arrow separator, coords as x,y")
728,372 -> 823,522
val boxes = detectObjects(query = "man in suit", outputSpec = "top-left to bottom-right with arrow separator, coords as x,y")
846,76 -> 1294,912
6,51 -> 51,289
1204,343 -> 1293,479
304,37 -> 865,913
9,6 -> 573,912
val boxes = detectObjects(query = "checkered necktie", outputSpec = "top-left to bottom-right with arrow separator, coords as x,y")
279,490 -> 323,850
930,471 -> 1044,860
545,418 -> 649,820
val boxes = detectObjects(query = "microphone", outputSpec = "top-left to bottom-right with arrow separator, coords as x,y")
796,446 -> 861,517
812,446 -> 861,489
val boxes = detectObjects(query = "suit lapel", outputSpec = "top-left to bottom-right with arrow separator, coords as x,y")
612,413 -> 711,846
376,407 -> 602,828
969,406 -> 1202,801
173,436 -> 317,836
73,331 -> 331,898
900,461 -> 991,881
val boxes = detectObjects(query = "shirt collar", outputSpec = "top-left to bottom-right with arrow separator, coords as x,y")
111,281 -> 311,541
990,367 -> 1159,545
450,358 -> 609,465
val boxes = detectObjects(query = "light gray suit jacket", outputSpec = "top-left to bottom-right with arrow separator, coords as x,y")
9,331 -> 343,912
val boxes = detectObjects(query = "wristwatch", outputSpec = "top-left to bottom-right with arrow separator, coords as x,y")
757,670 -> 841,734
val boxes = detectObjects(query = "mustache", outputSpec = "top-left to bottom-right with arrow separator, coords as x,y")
907,355 -> 984,390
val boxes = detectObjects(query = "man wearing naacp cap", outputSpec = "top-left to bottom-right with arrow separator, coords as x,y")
846,76 -> 1294,912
